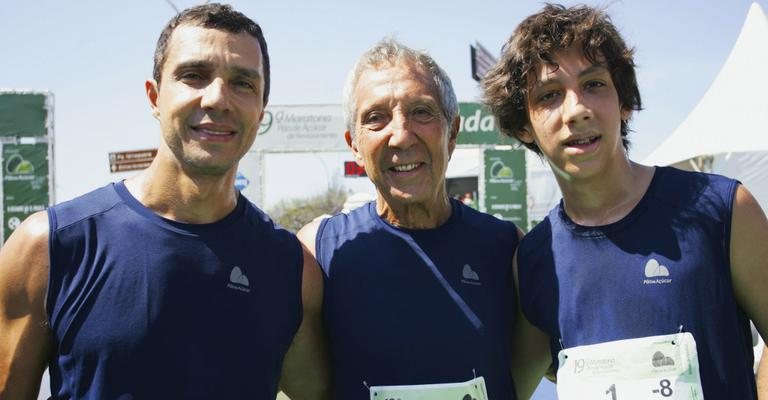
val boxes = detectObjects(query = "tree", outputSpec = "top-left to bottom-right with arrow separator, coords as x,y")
268,186 -> 348,233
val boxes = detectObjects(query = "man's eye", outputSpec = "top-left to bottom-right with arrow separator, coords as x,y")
233,80 -> 255,91
536,91 -> 559,103
360,112 -> 389,131
584,80 -> 606,90
179,72 -> 205,81
364,112 -> 385,124
411,107 -> 437,122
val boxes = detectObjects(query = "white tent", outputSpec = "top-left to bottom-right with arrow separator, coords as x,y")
644,3 -> 768,211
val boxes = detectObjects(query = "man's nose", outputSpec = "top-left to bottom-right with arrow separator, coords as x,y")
562,89 -> 591,125
387,113 -> 418,148
200,78 -> 231,111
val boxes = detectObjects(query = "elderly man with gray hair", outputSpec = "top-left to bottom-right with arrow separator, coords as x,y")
298,38 -> 523,400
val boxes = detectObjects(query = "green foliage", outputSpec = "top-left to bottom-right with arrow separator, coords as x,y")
268,186 -> 348,233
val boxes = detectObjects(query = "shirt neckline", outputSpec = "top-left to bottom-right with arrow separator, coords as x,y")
368,198 -> 462,236
113,180 -> 247,236
556,166 -> 663,236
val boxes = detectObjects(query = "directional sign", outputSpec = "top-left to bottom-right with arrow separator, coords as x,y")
109,149 -> 157,173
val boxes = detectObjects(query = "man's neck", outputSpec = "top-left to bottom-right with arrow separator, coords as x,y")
556,160 -> 655,227
376,193 -> 453,230
124,154 -> 238,225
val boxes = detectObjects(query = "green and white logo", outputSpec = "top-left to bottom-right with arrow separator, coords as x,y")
489,160 -> 514,179
5,154 -> 34,175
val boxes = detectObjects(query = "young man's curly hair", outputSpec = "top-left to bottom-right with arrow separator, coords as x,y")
482,3 -> 642,154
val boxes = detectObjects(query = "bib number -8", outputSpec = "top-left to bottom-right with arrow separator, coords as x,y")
556,332 -> 704,399
369,376 -> 488,400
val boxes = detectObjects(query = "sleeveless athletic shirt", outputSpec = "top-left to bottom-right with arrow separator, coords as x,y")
517,166 -> 756,399
46,181 -> 303,399
316,199 -> 519,400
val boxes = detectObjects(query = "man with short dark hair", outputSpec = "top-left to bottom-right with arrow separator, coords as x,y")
483,4 -> 768,399
0,4 -> 329,399
299,39 -> 523,400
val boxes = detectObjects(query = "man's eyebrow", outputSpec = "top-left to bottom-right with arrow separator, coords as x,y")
578,64 -> 609,78
173,60 -> 213,72
358,102 -> 384,117
532,64 -> 608,88
230,66 -> 262,80
172,62 -> 262,80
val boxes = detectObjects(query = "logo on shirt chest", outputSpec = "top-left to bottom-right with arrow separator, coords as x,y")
461,264 -> 482,286
227,266 -> 251,293
642,258 -> 672,285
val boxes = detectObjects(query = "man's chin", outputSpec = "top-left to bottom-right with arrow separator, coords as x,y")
179,157 -> 235,177
382,189 -> 425,206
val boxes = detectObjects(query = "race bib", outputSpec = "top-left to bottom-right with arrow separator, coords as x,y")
369,376 -> 488,400
556,333 -> 704,399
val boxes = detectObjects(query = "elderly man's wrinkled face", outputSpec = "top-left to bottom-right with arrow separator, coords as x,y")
346,63 -> 457,208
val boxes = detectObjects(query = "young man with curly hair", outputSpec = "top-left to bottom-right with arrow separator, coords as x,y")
484,4 -> 768,399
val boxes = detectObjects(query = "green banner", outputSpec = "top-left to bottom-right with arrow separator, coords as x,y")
3,143 -> 49,240
0,93 -> 48,137
457,102 -> 515,145
483,149 -> 527,227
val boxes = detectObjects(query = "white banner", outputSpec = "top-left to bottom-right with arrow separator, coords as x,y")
253,104 -> 348,152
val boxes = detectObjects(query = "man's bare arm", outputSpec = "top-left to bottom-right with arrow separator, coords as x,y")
729,185 -> 768,398
510,251 -> 552,399
0,211 -> 52,399
279,221 -> 331,399
757,345 -> 768,399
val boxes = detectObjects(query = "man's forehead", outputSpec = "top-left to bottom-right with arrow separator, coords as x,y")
528,48 -> 608,85
356,62 -> 437,98
365,61 -> 429,80
167,24 -> 262,59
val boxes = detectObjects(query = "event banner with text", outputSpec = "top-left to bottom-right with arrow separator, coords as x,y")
2,143 -> 49,239
483,149 -> 527,227
0,91 -> 52,243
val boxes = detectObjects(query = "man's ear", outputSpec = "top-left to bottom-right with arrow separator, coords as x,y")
345,130 -> 364,167
146,80 -> 160,120
620,107 -> 632,122
516,125 -> 536,145
447,115 -> 460,159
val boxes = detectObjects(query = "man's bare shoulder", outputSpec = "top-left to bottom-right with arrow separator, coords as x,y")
14,210 -> 48,238
297,217 -> 326,257
0,211 -> 49,285
0,211 -> 51,400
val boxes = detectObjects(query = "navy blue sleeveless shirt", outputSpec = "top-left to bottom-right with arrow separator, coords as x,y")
46,182 -> 303,399
316,199 -> 519,400
517,167 -> 756,399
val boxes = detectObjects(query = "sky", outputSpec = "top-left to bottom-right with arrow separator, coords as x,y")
2,1 -> 764,398
2,0 -> 764,207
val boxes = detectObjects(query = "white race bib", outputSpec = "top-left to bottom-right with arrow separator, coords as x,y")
369,376 -> 488,400
556,333 -> 704,399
